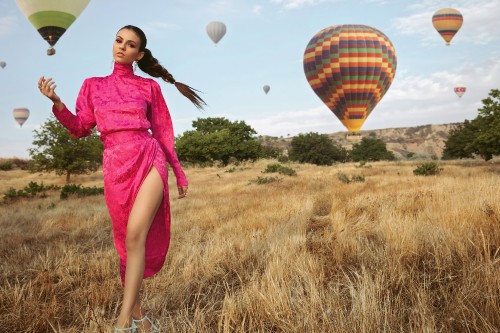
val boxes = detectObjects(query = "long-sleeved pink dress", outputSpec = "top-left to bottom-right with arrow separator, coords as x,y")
52,62 -> 188,284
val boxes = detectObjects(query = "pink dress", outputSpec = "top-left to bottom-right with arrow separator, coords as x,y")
52,62 -> 188,284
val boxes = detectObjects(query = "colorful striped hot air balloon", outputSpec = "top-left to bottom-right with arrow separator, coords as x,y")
303,24 -> 397,133
432,8 -> 463,46
13,107 -> 30,127
454,87 -> 466,98
15,0 -> 91,55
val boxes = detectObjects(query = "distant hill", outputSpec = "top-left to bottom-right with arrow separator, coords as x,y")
257,123 -> 461,159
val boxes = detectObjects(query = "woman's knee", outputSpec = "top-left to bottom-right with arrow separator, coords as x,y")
126,228 -> 146,252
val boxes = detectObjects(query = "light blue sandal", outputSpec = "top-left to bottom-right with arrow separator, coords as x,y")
132,315 -> 159,332
114,322 -> 137,332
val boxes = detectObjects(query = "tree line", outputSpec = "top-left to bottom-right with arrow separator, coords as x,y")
24,89 -> 500,182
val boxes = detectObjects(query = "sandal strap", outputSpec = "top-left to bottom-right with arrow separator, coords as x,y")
114,322 -> 137,332
132,315 -> 159,332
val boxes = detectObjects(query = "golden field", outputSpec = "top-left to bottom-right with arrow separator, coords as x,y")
0,159 -> 499,333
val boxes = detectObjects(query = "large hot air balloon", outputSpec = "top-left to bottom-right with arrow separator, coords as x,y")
263,85 -> 270,95
16,0 -> 91,55
13,107 -> 30,127
303,24 -> 397,133
206,22 -> 226,45
454,87 -> 466,98
0,61 -> 5,69
432,8 -> 463,45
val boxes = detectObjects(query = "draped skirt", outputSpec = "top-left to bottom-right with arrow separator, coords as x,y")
101,130 -> 170,285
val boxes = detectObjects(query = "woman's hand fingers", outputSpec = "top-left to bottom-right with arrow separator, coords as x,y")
178,186 -> 188,198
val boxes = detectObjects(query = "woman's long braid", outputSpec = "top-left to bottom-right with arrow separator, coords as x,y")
138,49 -> 206,110
121,25 -> 206,110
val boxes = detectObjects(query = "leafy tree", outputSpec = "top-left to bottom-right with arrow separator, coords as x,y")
28,115 -> 103,183
350,137 -> 395,162
289,132 -> 347,165
442,120 -> 477,160
175,117 -> 262,165
442,89 -> 500,161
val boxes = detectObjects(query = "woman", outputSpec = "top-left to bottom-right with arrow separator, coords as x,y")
38,25 -> 205,332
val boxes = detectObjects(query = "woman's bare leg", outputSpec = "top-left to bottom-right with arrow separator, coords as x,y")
115,166 -> 164,328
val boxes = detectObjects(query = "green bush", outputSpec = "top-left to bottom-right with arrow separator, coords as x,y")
0,161 -> 13,171
249,176 -> 282,185
2,181 -> 60,201
337,173 -> 365,184
263,163 -> 297,176
60,184 -> 104,200
277,155 -> 289,163
413,162 -> 443,176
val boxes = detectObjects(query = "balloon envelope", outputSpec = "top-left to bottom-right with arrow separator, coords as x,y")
13,107 -> 30,127
206,21 -> 226,45
454,87 -> 466,98
263,85 -> 270,94
303,24 -> 397,133
0,61 -> 5,69
16,0 -> 91,55
432,8 -> 463,45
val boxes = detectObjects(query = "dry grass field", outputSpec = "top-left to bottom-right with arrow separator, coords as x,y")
0,159 -> 499,333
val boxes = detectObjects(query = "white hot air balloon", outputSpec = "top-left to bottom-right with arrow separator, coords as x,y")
206,21 -> 226,45
263,85 -> 270,94
0,61 -> 6,69
454,87 -> 466,98
13,107 -> 30,127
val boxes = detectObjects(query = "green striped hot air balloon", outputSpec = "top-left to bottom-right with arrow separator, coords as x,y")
16,0 -> 91,55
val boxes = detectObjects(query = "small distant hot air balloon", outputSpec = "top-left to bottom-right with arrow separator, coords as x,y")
13,107 -> 30,127
263,85 -> 270,95
16,0 -> 91,55
454,87 -> 466,98
206,21 -> 226,45
0,61 -> 6,69
432,8 -> 463,45
304,24 -> 397,133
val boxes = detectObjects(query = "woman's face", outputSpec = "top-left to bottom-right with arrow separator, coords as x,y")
113,29 -> 144,64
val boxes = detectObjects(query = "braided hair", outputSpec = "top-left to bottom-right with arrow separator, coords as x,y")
120,25 -> 206,110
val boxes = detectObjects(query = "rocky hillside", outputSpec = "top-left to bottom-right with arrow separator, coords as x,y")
258,123 -> 461,159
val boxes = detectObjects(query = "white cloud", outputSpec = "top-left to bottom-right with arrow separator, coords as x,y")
394,0 -> 500,44
270,0 -> 337,9
253,5 -> 263,14
0,16 -> 17,37
247,57 -> 500,136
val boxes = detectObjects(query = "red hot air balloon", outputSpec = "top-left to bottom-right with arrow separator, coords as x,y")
303,24 -> 397,133
454,87 -> 466,98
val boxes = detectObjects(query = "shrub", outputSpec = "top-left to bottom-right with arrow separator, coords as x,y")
60,184 -> 104,200
337,173 -> 365,184
2,182 -> 60,201
263,163 -> 297,176
413,162 -> 443,176
0,161 -> 13,171
249,176 -> 282,185
277,155 -> 289,163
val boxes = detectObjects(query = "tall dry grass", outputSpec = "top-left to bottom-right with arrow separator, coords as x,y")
0,159 -> 499,332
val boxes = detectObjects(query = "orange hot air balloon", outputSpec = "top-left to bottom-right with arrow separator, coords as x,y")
303,24 -> 397,133
432,8 -> 463,45
13,107 -> 30,127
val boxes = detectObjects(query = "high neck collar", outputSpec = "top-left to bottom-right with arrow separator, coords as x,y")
112,62 -> 134,77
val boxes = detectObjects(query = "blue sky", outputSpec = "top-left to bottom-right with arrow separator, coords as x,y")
1,0 -> 499,158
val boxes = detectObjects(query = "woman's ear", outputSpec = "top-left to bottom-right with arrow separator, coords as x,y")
136,51 -> 145,62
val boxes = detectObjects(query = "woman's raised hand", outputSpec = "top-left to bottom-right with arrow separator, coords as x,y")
38,76 -> 61,104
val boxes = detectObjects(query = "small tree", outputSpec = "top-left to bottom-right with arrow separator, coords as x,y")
350,137 -> 395,162
176,117 -> 262,165
289,132 -> 347,165
442,89 -> 500,161
28,115 -> 103,183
